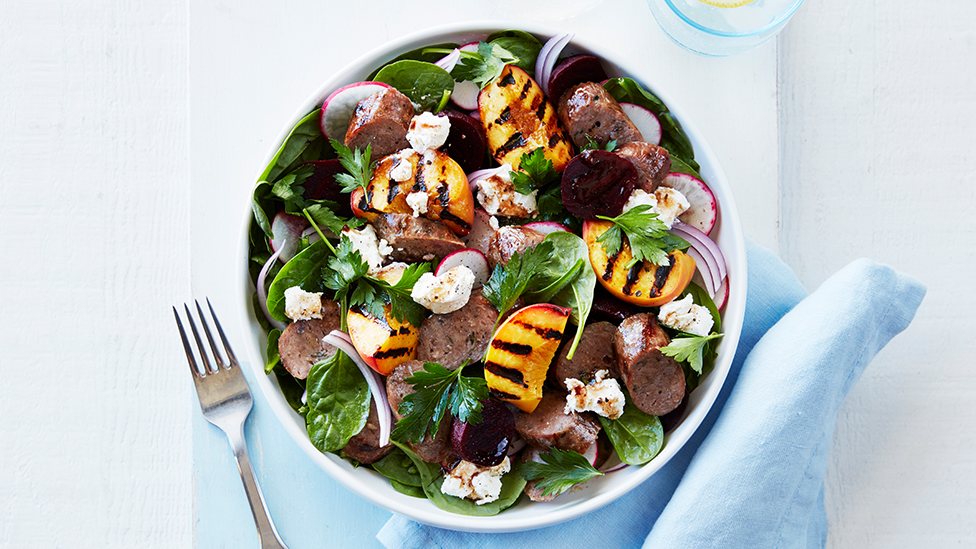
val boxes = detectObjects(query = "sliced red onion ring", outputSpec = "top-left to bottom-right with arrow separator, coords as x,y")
434,48 -> 461,73
672,221 -> 728,299
466,165 -> 508,194
323,330 -> 392,447
535,33 -> 573,95
257,245 -> 288,331
684,246 -> 717,298
600,462 -> 630,474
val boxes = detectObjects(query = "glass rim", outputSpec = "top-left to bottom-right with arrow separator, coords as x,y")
662,0 -> 805,38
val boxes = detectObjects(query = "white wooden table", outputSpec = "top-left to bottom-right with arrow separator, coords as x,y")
1,0 -> 973,546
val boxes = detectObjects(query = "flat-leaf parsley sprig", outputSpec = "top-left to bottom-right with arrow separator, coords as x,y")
329,138 -> 373,194
520,448 -> 603,497
659,332 -> 724,374
596,205 -> 688,268
392,361 -> 489,444
451,42 -> 521,89
510,147 -> 560,195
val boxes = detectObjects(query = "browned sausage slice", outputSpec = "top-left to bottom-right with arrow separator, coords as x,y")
416,289 -> 498,370
550,321 -> 618,389
557,82 -> 643,150
277,300 -> 341,380
343,88 -> 414,159
616,141 -> 672,192
386,360 -> 452,463
613,313 -> 685,416
342,400 -> 394,464
485,225 -> 546,270
371,213 -> 465,263
513,392 -> 600,455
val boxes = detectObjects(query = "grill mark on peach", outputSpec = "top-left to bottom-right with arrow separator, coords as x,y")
622,261 -> 644,296
512,320 -> 564,340
603,251 -> 620,281
439,210 -> 471,231
498,72 -> 516,87
484,361 -> 528,387
373,346 -> 413,359
489,388 -> 520,401
496,132 -> 526,157
491,340 -> 533,356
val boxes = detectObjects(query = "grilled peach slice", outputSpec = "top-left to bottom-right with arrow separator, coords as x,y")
350,149 -> 474,236
346,304 -> 418,375
478,65 -> 574,172
484,303 -> 571,413
582,220 -> 696,307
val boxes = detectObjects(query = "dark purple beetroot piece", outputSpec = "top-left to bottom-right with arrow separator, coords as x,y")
590,284 -> 641,324
659,389 -> 690,433
561,149 -> 637,220
441,110 -> 487,174
451,398 -> 515,467
300,160 -> 353,217
547,55 -> 608,103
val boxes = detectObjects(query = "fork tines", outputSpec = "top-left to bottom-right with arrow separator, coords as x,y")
173,298 -> 239,378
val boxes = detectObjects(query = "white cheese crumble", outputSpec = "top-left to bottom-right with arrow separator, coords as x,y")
658,294 -> 714,336
622,187 -> 690,229
441,456 -> 511,505
283,286 -> 324,321
564,370 -> 625,419
476,164 -> 538,217
407,112 -> 451,152
405,190 -> 429,217
341,224 -> 393,275
410,265 -> 475,314
388,150 -> 415,182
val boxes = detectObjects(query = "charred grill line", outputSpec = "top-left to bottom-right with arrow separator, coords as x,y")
497,132 -> 526,156
373,346 -> 413,360
387,177 -> 400,204
603,252 -> 620,281
484,361 -> 528,387
622,261 -> 644,296
492,340 -> 533,356
496,106 -> 511,124
438,210 -> 472,231
498,72 -> 516,87
513,320 -> 563,340
436,181 -> 450,208
490,388 -> 520,400
412,165 -> 426,192
653,255 -> 676,296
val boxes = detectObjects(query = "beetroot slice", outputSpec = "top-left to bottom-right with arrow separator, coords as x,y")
451,398 -> 515,467
548,55 -> 608,103
300,160 -> 353,217
590,284 -> 642,324
441,110 -> 487,174
561,149 -> 637,220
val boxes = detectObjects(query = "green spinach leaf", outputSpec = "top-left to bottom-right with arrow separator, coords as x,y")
271,362 -> 307,413
267,238 -> 333,322
264,329 -> 282,374
371,447 -> 424,488
487,31 -> 542,74
374,60 -> 455,113
305,351 -> 370,453
531,232 -> 596,359
367,42 -> 460,80
598,392 -> 665,465
390,479 -> 426,498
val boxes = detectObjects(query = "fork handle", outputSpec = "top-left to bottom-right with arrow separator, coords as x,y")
226,424 -> 289,549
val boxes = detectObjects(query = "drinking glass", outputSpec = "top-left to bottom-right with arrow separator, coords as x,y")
647,0 -> 804,56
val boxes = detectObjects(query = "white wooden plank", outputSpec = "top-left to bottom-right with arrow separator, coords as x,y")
779,1 -> 976,546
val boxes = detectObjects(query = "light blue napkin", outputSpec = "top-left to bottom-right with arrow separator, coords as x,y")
377,238 -> 925,549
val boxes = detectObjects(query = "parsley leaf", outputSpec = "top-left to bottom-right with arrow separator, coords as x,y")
304,201 -> 364,235
581,136 -> 617,152
520,448 -> 603,497
330,138 -> 373,194
270,164 -> 314,213
659,332 -> 724,374
367,262 -> 431,327
322,236 -> 369,298
392,362 -> 489,444
452,42 -> 520,89
510,147 -> 560,195
482,239 -> 556,315
596,205 -> 688,268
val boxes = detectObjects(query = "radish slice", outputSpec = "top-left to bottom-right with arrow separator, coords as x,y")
523,221 -> 570,235
270,211 -> 309,263
256,246 -> 288,331
535,33 -> 573,95
448,43 -> 481,110
462,208 -> 496,255
582,443 -> 599,467
619,102 -> 662,145
300,224 -> 338,244
468,109 -> 480,121
323,330 -> 392,448
662,173 -> 717,235
435,248 -> 490,288
319,82 -> 392,141
714,276 -> 729,310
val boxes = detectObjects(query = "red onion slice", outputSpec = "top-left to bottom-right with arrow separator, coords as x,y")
684,246 -> 717,297
323,330 -> 392,447
434,48 -> 461,73
672,221 -> 728,299
466,165 -> 508,194
257,245 -> 288,331
600,462 -> 631,474
535,33 -> 573,95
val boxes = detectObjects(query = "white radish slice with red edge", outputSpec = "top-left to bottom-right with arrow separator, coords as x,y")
713,275 -> 729,310
582,442 -> 599,467
270,211 -> 309,263
319,81 -> 392,141
300,224 -> 338,244
523,221 -> 570,235
435,248 -> 490,288
662,173 -> 717,235
462,208 -> 495,255
619,102 -> 662,145
449,43 -> 481,110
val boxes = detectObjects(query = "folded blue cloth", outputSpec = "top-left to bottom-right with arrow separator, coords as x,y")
377,238 -> 925,549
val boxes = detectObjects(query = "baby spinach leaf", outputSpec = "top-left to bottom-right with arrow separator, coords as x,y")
264,329 -> 282,374
271,363 -> 307,413
372,447 -> 424,488
393,443 -> 526,516
367,42 -> 460,80
487,31 -> 542,74
533,232 -> 596,359
374,60 -> 455,113
598,392 -> 664,465
267,238 -> 333,322
390,480 -> 426,499
259,109 -> 323,185
305,352 -> 370,453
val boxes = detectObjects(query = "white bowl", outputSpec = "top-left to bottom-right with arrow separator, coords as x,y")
236,21 -> 747,533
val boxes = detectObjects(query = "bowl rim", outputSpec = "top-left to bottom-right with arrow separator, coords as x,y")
235,20 -> 747,533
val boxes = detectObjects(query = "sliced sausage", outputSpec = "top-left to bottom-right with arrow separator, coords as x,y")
557,82 -> 643,150
613,313 -> 685,416
513,392 -> 600,455
485,225 -> 546,270
344,88 -> 414,159
386,360 -> 452,463
371,213 -> 465,263
342,400 -> 393,464
277,300 -> 341,379
616,141 -> 672,192
551,321 -> 618,389
416,289 -> 498,370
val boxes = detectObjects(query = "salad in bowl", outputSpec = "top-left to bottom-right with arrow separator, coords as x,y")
239,23 -> 745,531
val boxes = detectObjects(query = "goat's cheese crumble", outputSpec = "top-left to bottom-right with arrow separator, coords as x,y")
388,150 -> 415,182
341,224 -> 392,275
283,287 -> 323,321
407,112 -> 450,152
441,457 -> 510,505
564,370 -> 625,419
622,187 -> 690,228
411,265 -> 475,314
476,164 -> 538,217
658,294 -> 714,336
405,191 -> 429,217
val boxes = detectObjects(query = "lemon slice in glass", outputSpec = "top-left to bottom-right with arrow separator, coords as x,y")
698,0 -> 755,7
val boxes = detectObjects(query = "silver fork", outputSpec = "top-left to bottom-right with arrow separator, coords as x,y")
174,299 -> 289,549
